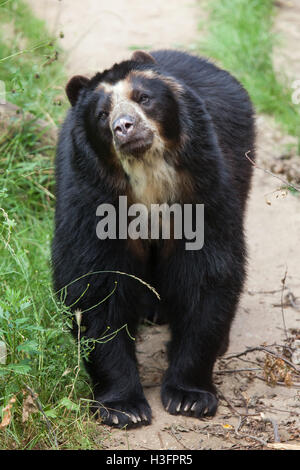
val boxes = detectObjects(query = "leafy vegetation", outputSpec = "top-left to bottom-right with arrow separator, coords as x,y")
0,0 -> 67,122
0,0 -> 104,450
201,0 -> 300,151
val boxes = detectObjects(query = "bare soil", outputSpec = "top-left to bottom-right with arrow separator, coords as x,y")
27,0 -> 300,450
273,0 -> 300,81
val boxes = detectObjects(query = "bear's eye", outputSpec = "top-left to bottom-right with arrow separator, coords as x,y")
138,94 -> 150,106
98,110 -> 108,121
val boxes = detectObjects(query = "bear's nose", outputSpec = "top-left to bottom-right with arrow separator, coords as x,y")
113,115 -> 135,137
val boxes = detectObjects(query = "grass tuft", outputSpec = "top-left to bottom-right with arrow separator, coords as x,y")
200,0 -> 300,148
0,1 -> 106,450
0,0 -> 67,123
0,118 -> 101,449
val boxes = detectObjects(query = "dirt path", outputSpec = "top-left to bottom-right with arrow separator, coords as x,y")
26,0 -> 300,450
26,0 -> 201,76
273,0 -> 300,81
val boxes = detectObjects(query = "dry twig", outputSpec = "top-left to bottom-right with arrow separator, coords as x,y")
224,345 -> 300,374
261,413 -> 280,443
280,268 -> 288,340
245,151 -> 300,192
24,385 -> 58,449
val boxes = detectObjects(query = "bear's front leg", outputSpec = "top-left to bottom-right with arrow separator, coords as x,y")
159,250 -> 244,419
73,274 -> 152,429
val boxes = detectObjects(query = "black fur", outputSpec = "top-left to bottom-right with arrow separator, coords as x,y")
52,50 -> 255,427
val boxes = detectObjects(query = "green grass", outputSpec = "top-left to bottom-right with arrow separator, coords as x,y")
0,111 -> 109,450
0,1 -> 107,450
200,0 -> 300,151
0,0 -> 68,123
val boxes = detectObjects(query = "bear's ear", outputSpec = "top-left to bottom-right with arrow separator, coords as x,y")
66,75 -> 90,106
131,50 -> 156,65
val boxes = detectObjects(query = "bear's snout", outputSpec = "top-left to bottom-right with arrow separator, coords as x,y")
112,113 -> 154,156
113,114 -> 135,138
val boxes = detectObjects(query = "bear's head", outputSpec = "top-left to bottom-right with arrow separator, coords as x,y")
67,51 -> 185,155
65,51 -> 192,204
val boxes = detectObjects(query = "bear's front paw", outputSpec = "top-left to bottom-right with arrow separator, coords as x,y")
91,397 -> 152,428
161,383 -> 218,418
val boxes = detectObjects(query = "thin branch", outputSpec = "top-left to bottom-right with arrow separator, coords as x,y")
280,268 -> 288,340
235,428 -> 268,447
224,345 -> 300,374
261,414 -> 280,443
245,150 -> 300,192
168,427 -> 192,450
285,290 -> 300,310
248,288 -> 283,295
215,367 -> 262,374
218,390 -> 242,417
24,385 -> 58,449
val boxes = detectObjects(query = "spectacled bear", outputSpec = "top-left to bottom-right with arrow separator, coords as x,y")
52,49 -> 255,428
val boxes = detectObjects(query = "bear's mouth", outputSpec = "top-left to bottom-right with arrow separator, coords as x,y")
116,136 -> 153,157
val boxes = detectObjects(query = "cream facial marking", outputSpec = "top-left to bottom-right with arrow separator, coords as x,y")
101,80 -> 148,131
130,70 -> 184,97
97,76 -> 179,207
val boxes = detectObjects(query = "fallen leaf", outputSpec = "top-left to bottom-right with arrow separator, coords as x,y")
222,424 -> 233,430
0,396 -> 16,429
22,393 -> 38,423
